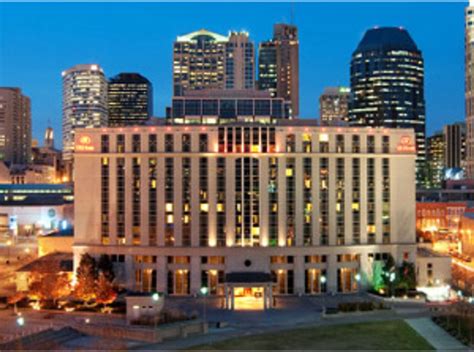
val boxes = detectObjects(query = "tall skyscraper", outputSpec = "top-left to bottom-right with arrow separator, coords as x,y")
319,87 -> 350,124
108,73 -> 153,126
0,88 -> 31,165
173,29 -> 254,96
258,24 -> 299,116
349,27 -> 426,173
465,1 -> 474,177
444,122 -> 466,170
62,64 -> 108,160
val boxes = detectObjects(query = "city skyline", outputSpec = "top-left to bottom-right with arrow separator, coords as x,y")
0,2 -> 465,145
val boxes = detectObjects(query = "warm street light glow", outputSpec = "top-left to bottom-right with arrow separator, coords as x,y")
16,316 -> 24,327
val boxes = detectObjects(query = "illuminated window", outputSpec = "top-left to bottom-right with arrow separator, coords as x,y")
165,203 -> 173,212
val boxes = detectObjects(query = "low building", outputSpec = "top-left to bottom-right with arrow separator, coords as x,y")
125,292 -> 164,325
0,184 -> 73,237
416,247 -> 451,301
16,252 -> 73,292
416,202 -> 467,239
74,121 -> 417,309
38,228 -> 73,257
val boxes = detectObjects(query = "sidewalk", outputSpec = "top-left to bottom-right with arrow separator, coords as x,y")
406,317 -> 467,351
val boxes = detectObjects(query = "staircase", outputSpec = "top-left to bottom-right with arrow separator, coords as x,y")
0,327 -> 83,350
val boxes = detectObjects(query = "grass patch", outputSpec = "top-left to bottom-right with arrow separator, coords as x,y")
190,320 -> 434,350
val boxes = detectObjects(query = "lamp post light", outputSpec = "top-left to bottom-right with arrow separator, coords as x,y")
389,272 -> 396,298
200,286 -> 208,328
16,314 -> 24,350
320,275 -> 327,314
152,293 -> 160,341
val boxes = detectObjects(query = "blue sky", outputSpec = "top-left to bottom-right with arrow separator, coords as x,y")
0,2 -> 466,146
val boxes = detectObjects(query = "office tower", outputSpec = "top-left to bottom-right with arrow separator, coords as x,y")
444,122 -> 466,170
426,132 -> 445,188
173,29 -> 254,96
62,64 -> 108,161
108,73 -> 153,126
349,27 -> 426,174
258,42 -> 278,97
75,122 -> 416,302
0,88 -> 31,165
258,24 -> 299,116
169,89 -> 292,124
466,2 -> 474,177
319,87 -> 351,124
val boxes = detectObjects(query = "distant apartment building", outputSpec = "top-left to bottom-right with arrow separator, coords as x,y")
168,89 -> 292,125
108,73 -> 153,126
444,122 -> 466,170
0,88 -> 31,165
62,64 -> 108,161
426,132 -> 445,188
258,24 -> 299,116
74,121 -> 416,308
319,87 -> 350,124
173,29 -> 255,96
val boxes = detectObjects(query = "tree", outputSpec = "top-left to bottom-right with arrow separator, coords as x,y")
97,254 -> 115,283
95,272 -> 117,306
51,273 -> 72,304
74,253 -> 98,302
372,261 -> 386,292
397,261 -> 416,292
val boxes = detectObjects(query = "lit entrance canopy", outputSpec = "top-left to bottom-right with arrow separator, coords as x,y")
224,272 -> 274,310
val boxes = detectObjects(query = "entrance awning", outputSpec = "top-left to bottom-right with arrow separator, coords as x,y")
225,272 -> 273,284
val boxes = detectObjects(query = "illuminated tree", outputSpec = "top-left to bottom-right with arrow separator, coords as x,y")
74,253 -> 98,302
95,272 -> 117,306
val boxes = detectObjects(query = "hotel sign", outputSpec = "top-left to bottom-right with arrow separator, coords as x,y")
396,135 -> 416,153
75,135 -> 95,152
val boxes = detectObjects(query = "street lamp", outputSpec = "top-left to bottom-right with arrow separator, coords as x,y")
152,293 -> 160,341
389,272 -> 396,298
320,275 -> 327,314
200,286 -> 208,328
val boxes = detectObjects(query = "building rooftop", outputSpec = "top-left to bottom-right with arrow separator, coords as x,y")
417,247 -> 450,258
43,227 -> 74,238
109,73 -> 151,84
176,29 -> 228,43
355,27 -> 419,53
181,89 -> 273,99
17,252 -> 73,273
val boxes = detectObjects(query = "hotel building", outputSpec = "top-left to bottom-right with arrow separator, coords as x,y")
74,121 -> 416,309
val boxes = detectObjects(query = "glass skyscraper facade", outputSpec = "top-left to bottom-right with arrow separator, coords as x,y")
465,2 -> 474,178
108,73 -> 153,126
349,27 -> 426,175
62,64 -> 108,160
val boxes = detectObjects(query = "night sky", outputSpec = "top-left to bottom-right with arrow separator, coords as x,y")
0,2 -> 466,146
